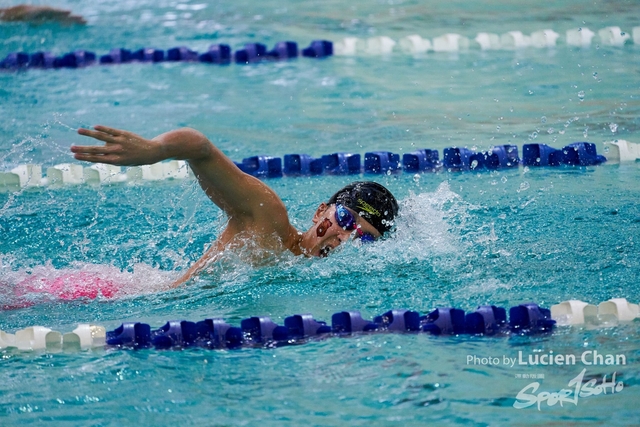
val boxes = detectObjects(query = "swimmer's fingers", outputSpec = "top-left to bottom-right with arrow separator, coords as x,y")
70,144 -> 124,164
77,127 -> 119,144
71,152 -> 122,165
77,126 -> 138,144
70,143 -> 123,164
70,145 -> 119,155
92,125 -> 129,137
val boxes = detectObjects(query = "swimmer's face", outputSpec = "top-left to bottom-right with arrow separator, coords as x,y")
308,204 -> 381,258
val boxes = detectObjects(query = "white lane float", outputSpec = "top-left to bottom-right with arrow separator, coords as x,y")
598,26 -> 631,46
530,29 -> 560,48
46,163 -> 84,185
550,300 -> 598,325
2,164 -> 43,188
551,298 -> 640,325
604,140 -> 640,162
126,160 -> 189,181
0,161 -> 190,189
500,31 -> 531,49
358,36 -> 397,55
432,33 -> 470,52
566,27 -> 596,47
14,326 -> 62,351
333,37 -> 359,56
83,163 -> 126,184
62,324 -> 107,350
398,35 -> 432,54
474,33 -> 501,50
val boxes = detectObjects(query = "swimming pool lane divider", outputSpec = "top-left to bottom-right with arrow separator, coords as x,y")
2,140 -> 637,189
1,25 -> 640,71
0,298 -> 637,352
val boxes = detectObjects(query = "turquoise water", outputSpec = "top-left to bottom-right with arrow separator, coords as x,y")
1,0 -> 640,425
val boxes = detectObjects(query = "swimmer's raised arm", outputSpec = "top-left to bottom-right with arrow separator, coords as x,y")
73,125 -> 284,218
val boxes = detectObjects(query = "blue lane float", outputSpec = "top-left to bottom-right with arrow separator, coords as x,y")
167,46 -> 198,62
234,43 -> 267,64
421,307 -> 467,335
267,41 -> 299,60
522,142 -> 606,167
464,305 -> 507,335
235,156 -> 283,178
522,143 -> 559,167
100,302 -> 556,351
373,310 -> 421,332
0,40 -> 332,71
198,44 -> 231,64
301,40 -> 333,58
469,145 -> 520,170
443,147 -> 475,171
402,149 -> 441,173
55,50 -> 96,68
131,48 -> 165,62
321,153 -> 361,175
509,303 -> 556,334
283,154 -> 324,176
28,51 -> 56,68
561,142 -> 607,166
1,52 -> 29,68
105,322 -> 151,348
100,48 -> 133,64
0,50 -> 98,69
364,151 -> 402,174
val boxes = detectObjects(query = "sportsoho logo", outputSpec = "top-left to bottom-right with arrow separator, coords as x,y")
513,350 -> 626,410
466,350 -> 627,410
513,368 -> 623,410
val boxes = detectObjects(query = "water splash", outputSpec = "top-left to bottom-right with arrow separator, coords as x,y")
1,182 -> 485,310
0,255 -> 174,310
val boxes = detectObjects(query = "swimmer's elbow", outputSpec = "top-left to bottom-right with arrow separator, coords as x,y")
157,128 -> 214,161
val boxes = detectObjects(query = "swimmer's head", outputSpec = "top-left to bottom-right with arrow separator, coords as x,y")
327,181 -> 399,236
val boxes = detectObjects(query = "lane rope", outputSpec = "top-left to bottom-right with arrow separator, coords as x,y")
0,298 -> 637,352
3,141 -> 637,190
1,25 -> 639,70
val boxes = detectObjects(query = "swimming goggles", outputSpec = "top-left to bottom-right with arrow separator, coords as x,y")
335,204 -> 375,243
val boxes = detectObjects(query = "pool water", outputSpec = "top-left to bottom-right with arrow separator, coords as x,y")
1,0 -> 639,425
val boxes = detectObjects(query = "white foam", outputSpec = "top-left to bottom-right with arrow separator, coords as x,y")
1,259 -> 177,307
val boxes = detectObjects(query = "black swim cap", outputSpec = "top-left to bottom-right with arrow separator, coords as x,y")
327,181 -> 399,235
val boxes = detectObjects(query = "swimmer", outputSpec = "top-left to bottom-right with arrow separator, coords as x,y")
71,126 -> 398,287
0,5 -> 86,25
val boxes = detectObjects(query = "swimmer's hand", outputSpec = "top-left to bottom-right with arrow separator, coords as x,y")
0,6 -> 86,25
73,125 -> 214,167
73,126 -> 165,166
